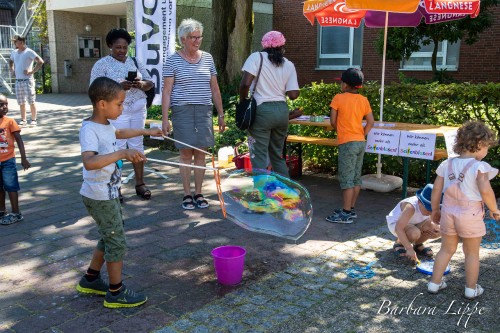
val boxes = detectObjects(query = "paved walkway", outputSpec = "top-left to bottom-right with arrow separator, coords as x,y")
0,94 -> 498,332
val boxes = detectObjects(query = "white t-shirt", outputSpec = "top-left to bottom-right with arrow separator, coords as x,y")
79,120 -> 122,201
10,47 -> 39,79
241,52 -> 299,105
386,196 -> 429,233
436,158 -> 498,201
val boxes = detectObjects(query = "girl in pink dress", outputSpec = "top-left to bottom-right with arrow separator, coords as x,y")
428,121 -> 499,299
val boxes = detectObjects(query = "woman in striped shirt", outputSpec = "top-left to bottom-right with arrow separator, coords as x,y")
162,18 -> 225,210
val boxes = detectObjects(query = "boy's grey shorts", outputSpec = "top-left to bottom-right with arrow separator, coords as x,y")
82,196 -> 127,262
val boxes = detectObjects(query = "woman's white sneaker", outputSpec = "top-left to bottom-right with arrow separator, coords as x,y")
464,284 -> 484,300
428,280 -> 447,294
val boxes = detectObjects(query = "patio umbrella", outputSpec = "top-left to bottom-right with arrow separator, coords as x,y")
303,0 -> 479,179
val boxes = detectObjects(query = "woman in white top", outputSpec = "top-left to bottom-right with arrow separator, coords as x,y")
90,29 -> 154,201
239,31 -> 300,176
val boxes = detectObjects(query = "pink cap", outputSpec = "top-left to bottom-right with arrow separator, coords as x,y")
261,31 -> 286,49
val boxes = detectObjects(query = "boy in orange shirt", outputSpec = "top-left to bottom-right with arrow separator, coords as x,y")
326,68 -> 374,223
0,93 -> 30,225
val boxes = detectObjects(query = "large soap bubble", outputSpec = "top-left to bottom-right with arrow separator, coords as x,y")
222,169 -> 313,240
481,218 -> 500,249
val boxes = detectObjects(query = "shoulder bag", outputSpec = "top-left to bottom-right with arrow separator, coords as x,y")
131,57 -> 155,108
236,52 -> 263,130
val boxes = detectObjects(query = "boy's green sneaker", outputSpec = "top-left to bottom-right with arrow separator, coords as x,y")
76,275 -> 108,296
103,285 -> 147,308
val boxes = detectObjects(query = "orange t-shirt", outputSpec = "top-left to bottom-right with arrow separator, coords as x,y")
330,92 -> 372,145
0,116 -> 21,162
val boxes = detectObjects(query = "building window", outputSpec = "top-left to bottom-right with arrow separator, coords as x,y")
401,40 -> 460,71
318,26 -> 363,69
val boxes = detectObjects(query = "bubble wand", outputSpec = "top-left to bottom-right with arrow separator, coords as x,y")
162,135 -> 213,156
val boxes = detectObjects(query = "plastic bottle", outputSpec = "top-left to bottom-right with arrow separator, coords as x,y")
218,146 -> 234,168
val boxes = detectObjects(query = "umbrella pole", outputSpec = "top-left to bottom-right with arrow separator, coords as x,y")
376,11 -> 389,178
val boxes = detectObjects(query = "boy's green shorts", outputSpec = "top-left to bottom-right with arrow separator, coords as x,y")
82,196 -> 127,262
338,141 -> 366,190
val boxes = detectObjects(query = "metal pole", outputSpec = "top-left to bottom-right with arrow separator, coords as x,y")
40,42 -> 45,93
376,11 -> 389,179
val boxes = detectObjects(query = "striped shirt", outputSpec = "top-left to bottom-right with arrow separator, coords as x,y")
163,52 -> 217,106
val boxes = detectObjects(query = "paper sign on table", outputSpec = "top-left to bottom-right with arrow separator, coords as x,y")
365,128 -> 400,156
149,123 -> 164,140
444,129 -> 459,158
398,131 -> 437,160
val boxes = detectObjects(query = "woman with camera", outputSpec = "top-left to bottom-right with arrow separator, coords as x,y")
90,28 -> 155,201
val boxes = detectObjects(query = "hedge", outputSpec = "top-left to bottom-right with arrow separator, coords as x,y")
147,82 -> 500,190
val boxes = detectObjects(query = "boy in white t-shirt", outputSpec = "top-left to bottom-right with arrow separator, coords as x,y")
76,77 -> 162,308
387,184 -> 441,262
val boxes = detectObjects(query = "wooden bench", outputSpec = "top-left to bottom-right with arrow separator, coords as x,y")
402,148 -> 448,197
284,135 -> 337,178
145,119 -> 161,126
285,135 -> 448,197
286,135 -> 338,146
147,120 -> 226,135
433,149 -> 448,161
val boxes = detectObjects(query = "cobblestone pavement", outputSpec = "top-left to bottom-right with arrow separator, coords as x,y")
0,94 -> 498,332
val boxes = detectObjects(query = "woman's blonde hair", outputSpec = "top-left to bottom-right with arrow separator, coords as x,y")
453,120 -> 497,154
177,18 -> 203,45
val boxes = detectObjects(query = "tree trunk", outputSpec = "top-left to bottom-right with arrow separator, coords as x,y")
431,38 -> 439,74
211,0 -> 253,87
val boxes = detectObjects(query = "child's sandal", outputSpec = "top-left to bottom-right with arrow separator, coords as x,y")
413,243 -> 433,257
135,184 -> 151,200
393,242 -> 407,257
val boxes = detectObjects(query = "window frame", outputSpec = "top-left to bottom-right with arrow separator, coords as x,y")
400,40 -> 460,71
316,26 -> 363,70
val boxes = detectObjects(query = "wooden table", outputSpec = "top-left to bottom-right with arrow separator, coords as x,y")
290,118 -> 458,135
288,119 -> 459,197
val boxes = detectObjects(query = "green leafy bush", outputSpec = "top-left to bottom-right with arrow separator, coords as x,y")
151,81 -> 500,190
34,63 -> 52,94
292,81 -> 500,189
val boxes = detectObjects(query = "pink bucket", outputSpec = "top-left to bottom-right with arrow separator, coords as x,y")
211,245 -> 246,285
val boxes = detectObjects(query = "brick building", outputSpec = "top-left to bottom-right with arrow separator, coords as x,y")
273,1 -> 499,86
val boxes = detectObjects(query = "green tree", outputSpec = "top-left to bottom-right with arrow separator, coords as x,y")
27,0 -> 48,44
378,0 -> 498,75
211,0 -> 253,86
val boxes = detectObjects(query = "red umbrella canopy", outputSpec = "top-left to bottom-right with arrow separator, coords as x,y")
303,0 -> 366,27
345,0 -> 480,14
345,0 -> 420,12
304,0 -> 481,27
